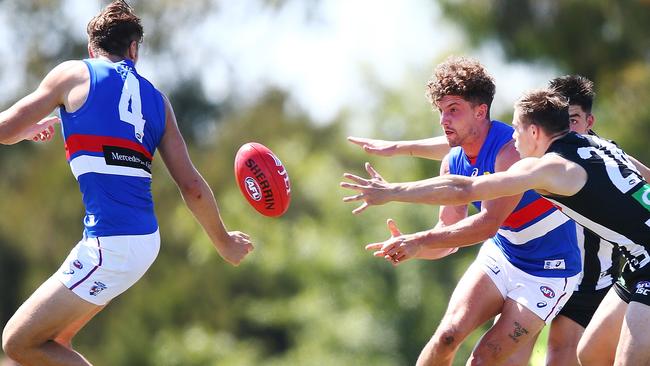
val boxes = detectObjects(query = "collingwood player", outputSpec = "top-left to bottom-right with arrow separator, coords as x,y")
342,88 -> 650,365
348,75 -> 650,366
345,57 -> 581,366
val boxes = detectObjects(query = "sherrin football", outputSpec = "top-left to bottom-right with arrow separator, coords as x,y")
234,142 -> 291,217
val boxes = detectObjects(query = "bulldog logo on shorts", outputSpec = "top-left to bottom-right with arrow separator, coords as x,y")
89,281 -> 107,296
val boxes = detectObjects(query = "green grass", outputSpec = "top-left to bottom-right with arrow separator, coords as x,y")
528,325 -> 549,366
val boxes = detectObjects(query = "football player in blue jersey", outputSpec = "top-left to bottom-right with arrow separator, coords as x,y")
0,1 -> 253,365
344,57 -> 582,366
350,75 -> 650,366
350,74 -> 650,366
343,87 -> 650,365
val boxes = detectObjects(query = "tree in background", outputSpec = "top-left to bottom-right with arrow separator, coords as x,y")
3,1 -> 649,365
438,0 -> 650,164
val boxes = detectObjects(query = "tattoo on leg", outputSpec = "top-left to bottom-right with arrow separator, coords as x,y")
507,321 -> 529,343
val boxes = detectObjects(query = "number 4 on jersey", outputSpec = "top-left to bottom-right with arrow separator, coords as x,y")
118,72 -> 146,143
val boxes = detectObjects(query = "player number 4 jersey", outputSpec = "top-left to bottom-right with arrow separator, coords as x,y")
60,58 -> 166,238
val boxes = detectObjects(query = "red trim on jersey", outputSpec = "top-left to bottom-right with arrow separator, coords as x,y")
65,134 -> 152,160
501,198 -> 555,229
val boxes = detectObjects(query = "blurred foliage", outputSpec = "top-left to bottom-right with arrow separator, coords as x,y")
2,1 -> 650,366
438,0 -> 650,165
438,0 -> 650,78
0,87 -> 478,365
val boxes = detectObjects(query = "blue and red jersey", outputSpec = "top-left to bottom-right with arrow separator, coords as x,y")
60,58 -> 166,237
448,121 -> 580,277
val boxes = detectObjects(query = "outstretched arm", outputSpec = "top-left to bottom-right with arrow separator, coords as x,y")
364,143 -> 524,264
341,154 -> 585,211
366,155 -> 464,263
365,219 -> 459,264
158,95 -> 253,266
629,155 -> 650,182
348,135 -> 450,160
341,161 -> 486,212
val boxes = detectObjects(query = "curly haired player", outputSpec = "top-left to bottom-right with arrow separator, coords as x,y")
344,57 -> 581,365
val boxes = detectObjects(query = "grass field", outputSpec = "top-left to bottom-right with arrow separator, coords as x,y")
529,325 -> 550,366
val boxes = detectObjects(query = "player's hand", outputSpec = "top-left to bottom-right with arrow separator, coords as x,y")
365,219 -> 420,265
348,136 -> 400,157
216,231 -> 254,266
22,116 -> 60,142
341,162 -> 393,214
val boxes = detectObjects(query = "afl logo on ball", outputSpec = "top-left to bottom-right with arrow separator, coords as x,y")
540,286 -> 555,299
244,177 -> 262,201
235,142 -> 291,217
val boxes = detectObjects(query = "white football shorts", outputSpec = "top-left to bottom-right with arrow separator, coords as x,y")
475,239 -> 579,324
53,230 -> 160,305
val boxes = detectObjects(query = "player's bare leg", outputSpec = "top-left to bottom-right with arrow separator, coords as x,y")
577,289 -> 626,366
501,313 -> 585,366
545,315 -> 583,366
614,301 -> 650,365
53,305 -> 104,349
466,298 -> 545,365
491,313 -> 536,366
417,265 -> 504,366
2,277 -> 102,366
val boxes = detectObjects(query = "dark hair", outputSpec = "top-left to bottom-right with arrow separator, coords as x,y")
425,56 -> 496,118
87,0 -> 143,57
548,75 -> 594,113
515,89 -> 570,136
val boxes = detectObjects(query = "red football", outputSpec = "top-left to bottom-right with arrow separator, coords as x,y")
234,142 -> 291,217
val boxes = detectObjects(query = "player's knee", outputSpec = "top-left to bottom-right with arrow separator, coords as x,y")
416,326 -> 465,366
576,349 -> 589,365
547,341 -> 576,364
467,344 -> 506,366
577,339 -> 595,365
2,324 -> 29,361
431,325 -> 465,350
53,333 -> 74,349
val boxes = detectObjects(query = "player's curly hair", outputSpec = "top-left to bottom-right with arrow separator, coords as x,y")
515,89 -> 570,136
548,75 -> 595,113
425,56 -> 496,118
87,0 -> 143,57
